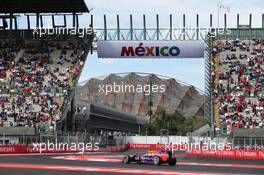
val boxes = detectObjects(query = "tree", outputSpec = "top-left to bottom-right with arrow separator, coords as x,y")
143,107 -> 206,136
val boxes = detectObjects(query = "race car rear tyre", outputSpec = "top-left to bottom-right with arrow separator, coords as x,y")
168,157 -> 177,166
123,155 -> 131,164
153,156 -> 161,165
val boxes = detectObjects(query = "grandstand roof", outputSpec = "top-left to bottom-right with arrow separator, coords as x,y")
0,0 -> 89,13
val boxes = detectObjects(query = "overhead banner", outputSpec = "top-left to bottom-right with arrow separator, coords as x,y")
97,41 -> 204,58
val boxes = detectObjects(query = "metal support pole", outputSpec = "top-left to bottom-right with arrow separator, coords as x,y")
52,15 -> 55,28
249,14 -> 252,39
64,15 -> 67,27
117,15 -> 120,40
224,14 -> 227,38
224,14 -> 227,29
262,14 -> 264,39
14,17 -> 17,30
73,13 -> 76,27
36,13 -> 39,28
210,14 -> 213,28
103,15 -> 107,40
249,14 -> 252,28
40,15 -> 43,28
237,14 -> 239,28
183,14 -> 186,40
90,14 -> 93,28
169,14 -> 172,40
262,14 -> 264,28
76,14 -> 79,29
143,14 -> 146,40
130,14 -> 133,40
237,14 -> 240,38
10,14 -> 13,30
196,14 -> 199,40
156,14 -> 159,40
27,15 -> 30,30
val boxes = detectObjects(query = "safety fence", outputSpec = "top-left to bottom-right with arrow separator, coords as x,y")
0,143 -> 263,159
127,144 -> 264,160
186,149 -> 264,160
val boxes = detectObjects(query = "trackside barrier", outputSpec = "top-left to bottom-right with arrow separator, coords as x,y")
1,144 -> 263,159
127,144 -> 264,160
0,145 -> 128,154
186,149 -> 264,160
106,145 -> 128,152
128,144 -> 187,150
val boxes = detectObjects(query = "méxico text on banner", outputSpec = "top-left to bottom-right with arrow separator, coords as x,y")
97,41 -> 205,58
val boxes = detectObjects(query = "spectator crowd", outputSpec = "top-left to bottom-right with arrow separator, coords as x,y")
212,38 -> 264,133
0,39 -> 86,130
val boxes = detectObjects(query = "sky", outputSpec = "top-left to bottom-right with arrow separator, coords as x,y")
76,0 -> 264,91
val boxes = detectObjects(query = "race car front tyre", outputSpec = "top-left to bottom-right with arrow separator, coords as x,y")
153,156 -> 161,165
123,155 -> 131,164
168,157 -> 177,166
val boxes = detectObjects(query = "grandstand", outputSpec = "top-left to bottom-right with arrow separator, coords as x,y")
211,35 -> 264,135
0,40 -> 87,129
0,0 -> 262,150
0,0 -> 94,135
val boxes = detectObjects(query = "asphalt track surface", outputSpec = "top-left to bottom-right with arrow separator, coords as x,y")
0,149 -> 263,175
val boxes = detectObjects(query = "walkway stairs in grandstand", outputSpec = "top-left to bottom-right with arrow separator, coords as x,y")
213,102 -> 220,129
14,49 -> 24,63
56,96 -> 64,110
213,55 -> 221,129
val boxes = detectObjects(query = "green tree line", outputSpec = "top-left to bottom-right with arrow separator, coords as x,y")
144,106 -> 206,136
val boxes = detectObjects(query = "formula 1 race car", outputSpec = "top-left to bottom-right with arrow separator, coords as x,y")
122,150 -> 177,166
